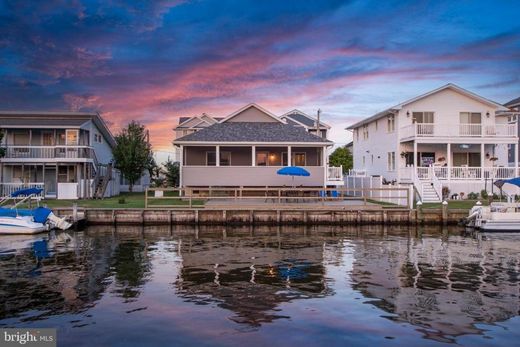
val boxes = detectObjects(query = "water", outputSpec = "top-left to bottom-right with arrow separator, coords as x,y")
1,225 -> 519,347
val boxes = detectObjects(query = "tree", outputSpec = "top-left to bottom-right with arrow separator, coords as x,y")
113,121 -> 153,192
329,146 -> 353,173
163,159 -> 180,187
0,129 -> 5,158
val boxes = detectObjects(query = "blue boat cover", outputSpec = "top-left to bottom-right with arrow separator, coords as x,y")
0,207 -> 52,224
504,177 -> 520,187
10,188 -> 43,197
276,166 -> 311,176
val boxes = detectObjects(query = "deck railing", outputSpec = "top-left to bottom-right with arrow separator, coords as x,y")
400,166 -> 520,181
3,146 -> 95,159
327,166 -> 343,181
145,186 -> 411,209
0,183 -> 45,198
400,123 -> 517,139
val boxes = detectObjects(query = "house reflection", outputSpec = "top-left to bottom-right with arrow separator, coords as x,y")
0,227 -> 154,321
350,232 -> 520,343
174,227 -> 333,326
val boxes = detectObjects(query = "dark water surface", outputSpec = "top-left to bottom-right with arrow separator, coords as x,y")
1,225 -> 519,346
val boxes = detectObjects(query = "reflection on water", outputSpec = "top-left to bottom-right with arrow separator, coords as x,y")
0,225 -> 519,346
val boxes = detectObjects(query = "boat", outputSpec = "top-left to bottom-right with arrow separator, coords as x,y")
0,188 -> 72,234
464,178 -> 520,232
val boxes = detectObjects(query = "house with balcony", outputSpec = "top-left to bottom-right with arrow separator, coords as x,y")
173,103 -> 343,188
0,111 -> 120,199
347,84 -> 517,202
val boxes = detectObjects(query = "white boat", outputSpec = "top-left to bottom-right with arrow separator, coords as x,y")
0,215 -> 49,234
466,203 -> 520,232
0,188 -> 72,235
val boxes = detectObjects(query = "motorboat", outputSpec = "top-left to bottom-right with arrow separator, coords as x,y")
0,188 -> 72,235
465,178 -> 520,232
466,203 -> 520,231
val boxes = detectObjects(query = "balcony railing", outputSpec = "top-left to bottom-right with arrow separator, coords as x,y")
400,123 -> 517,139
400,166 -> 519,181
2,146 -> 95,159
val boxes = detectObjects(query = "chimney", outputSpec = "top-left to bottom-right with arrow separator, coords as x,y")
316,109 -> 321,137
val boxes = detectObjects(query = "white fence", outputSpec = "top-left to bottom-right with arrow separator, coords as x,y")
0,183 -> 45,198
345,175 -> 413,208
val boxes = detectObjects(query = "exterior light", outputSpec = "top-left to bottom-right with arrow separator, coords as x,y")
406,111 -> 410,116
486,111 -> 490,117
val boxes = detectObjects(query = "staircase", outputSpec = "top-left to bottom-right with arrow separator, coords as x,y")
93,162 -> 113,199
419,181 -> 442,203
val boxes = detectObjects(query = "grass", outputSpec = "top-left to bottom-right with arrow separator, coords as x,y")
36,192 -> 203,209
420,199 -> 490,209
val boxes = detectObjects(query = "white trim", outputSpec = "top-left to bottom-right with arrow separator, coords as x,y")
219,103 -> 285,123
174,141 -> 332,146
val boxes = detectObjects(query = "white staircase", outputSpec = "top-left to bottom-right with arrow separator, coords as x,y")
420,181 -> 442,203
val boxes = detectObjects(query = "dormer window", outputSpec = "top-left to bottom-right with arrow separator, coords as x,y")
362,125 -> 369,140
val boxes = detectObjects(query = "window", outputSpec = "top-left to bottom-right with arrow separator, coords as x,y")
42,131 -> 54,146
371,154 -> 374,165
460,112 -> 481,124
66,130 -> 78,145
293,153 -> 306,166
387,152 -> 396,171
362,125 -> 369,140
375,120 -> 378,131
387,116 -> 395,133
256,151 -> 268,166
412,112 -> 434,123
282,152 -> 288,166
356,129 -> 359,142
206,151 -> 216,166
58,165 -> 77,183
220,151 -> 231,166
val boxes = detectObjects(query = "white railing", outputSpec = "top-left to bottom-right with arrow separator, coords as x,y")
327,166 -> 343,181
348,169 -> 367,177
400,123 -> 517,139
431,171 -> 442,200
0,183 -> 45,198
4,146 -> 95,159
402,166 -> 520,181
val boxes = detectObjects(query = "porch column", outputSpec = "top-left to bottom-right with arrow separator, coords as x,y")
515,142 -> 518,175
179,145 -> 183,188
216,145 -> 220,166
447,143 -> 451,181
287,146 -> 292,166
481,143 -> 485,180
322,146 -> 327,187
413,141 -> 417,168
252,145 -> 256,166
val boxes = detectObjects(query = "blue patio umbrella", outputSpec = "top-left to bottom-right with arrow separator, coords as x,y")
277,166 -> 310,187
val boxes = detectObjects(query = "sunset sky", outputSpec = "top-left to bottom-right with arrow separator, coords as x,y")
1,0 -> 519,158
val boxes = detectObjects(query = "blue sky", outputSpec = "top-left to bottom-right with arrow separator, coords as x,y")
0,0 -> 519,151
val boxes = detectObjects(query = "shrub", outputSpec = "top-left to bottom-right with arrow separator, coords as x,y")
118,198 -> 126,204
480,190 -> 488,199
442,186 -> 450,199
467,192 -> 479,200
493,193 -> 500,200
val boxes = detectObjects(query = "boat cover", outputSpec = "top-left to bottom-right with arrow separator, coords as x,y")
0,207 -> 52,223
10,188 -> 44,197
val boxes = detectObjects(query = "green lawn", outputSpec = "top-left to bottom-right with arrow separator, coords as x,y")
420,200 -> 490,209
39,192 -> 203,209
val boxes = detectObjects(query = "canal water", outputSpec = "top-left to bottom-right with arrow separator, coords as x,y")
1,225 -> 519,347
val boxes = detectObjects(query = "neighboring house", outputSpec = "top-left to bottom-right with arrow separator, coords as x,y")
280,109 -> 330,139
503,97 -> 520,164
173,114 -> 223,161
173,103 -> 343,188
347,84 -> 517,201
0,111 -> 121,199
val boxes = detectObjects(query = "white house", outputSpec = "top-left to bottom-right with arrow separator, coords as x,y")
347,84 -> 518,202
0,111 -> 123,199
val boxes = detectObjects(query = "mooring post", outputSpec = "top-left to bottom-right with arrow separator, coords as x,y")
72,203 -> 78,223
442,200 -> 448,226
416,201 -> 423,225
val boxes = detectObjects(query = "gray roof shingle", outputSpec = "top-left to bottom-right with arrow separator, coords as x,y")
175,122 -> 331,143
505,96 -> 520,108
284,113 -> 323,127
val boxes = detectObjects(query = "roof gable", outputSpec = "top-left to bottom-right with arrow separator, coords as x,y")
281,109 -> 330,129
347,83 -> 509,129
220,104 -> 284,123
